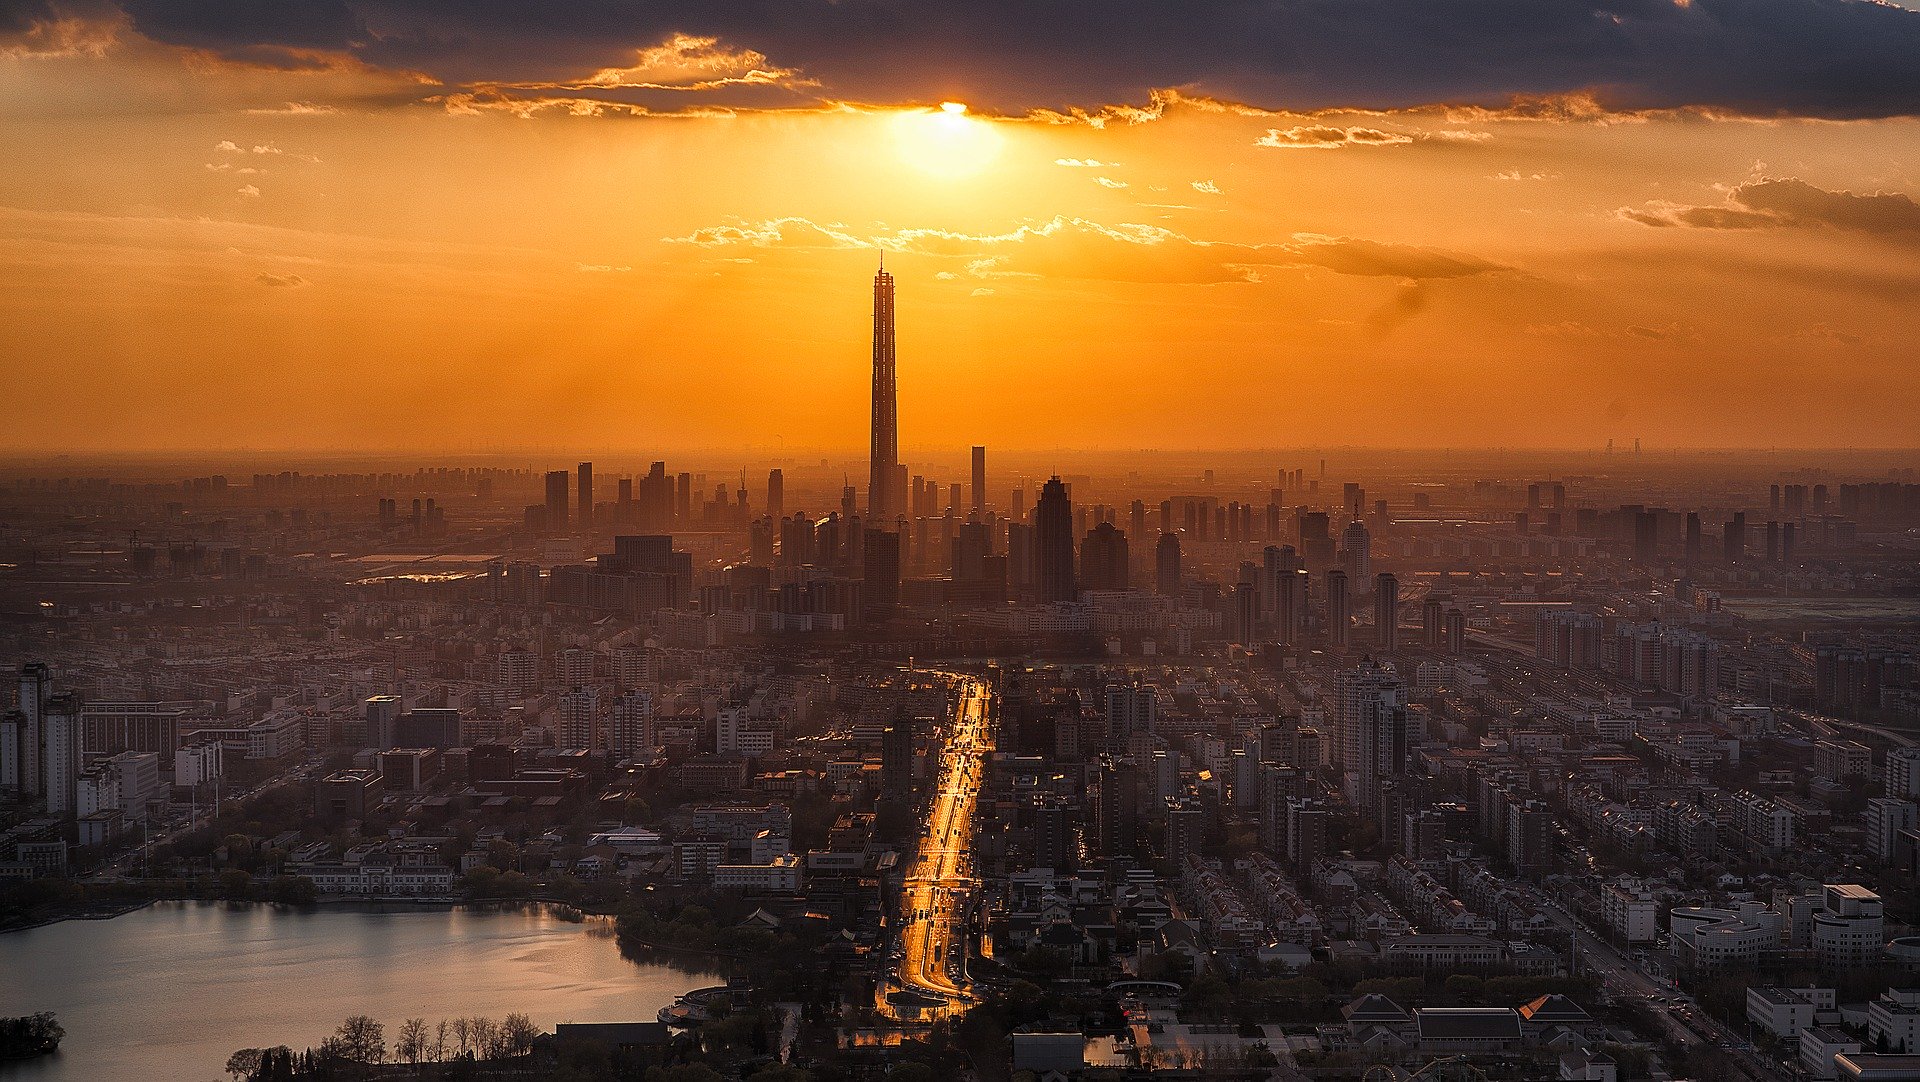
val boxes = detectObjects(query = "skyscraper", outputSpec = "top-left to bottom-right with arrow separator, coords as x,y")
1326,569 -> 1351,646
1035,476 -> 1076,602
1155,532 -> 1181,595
544,470 -> 569,532
868,260 -> 898,520
576,461 -> 593,531
766,468 -> 784,523
1374,572 -> 1399,650
970,445 -> 986,513
863,527 -> 900,624
1080,522 -> 1129,592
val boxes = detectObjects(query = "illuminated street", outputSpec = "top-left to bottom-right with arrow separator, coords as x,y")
887,672 -> 993,1021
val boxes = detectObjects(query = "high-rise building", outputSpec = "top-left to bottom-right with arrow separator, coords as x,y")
42,692 -> 80,817
868,260 -> 899,520
15,663 -> 50,798
863,528 -> 900,623
1444,607 -> 1466,653
1341,520 -> 1371,582
1080,522 -> 1129,592
577,461 -> 593,531
1325,569 -> 1351,646
1105,684 -> 1156,753
1422,597 -> 1444,646
365,694 -> 402,752
1035,476 -> 1076,602
970,446 -> 986,513
1155,532 -> 1181,595
544,470 -> 570,532
1374,572 -> 1399,650
766,468 -> 784,523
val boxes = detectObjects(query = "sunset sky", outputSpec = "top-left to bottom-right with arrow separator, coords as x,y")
4,0 -> 1920,454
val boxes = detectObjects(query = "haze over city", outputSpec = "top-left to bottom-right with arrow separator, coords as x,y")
6,3 -> 1920,1082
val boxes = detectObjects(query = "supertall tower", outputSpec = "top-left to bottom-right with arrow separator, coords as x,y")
868,258 -> 898,520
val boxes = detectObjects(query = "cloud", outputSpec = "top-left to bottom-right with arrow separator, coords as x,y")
1191,180 -> 1221,194
669,213 -> 1503,285
1094,176 -> 1128,189
254,271 -> 307,287
37,0 -> 1920,120
575,263 -> 631,272
1054,158 -> 1116,168
1255,124 -> 1489,149
1622,178 -> 1920,239
1257,125 -> 1415,149
215,139 -> 319,162
244,101 -> 338,115
236,183 -> 261,197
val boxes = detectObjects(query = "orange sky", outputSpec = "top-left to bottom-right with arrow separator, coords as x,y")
3,13 -> 1919,453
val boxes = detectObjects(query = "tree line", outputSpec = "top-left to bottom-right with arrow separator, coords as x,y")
226,1013 -> 541,1079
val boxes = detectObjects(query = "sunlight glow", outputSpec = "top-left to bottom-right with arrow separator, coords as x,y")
893,103 -> 1002,179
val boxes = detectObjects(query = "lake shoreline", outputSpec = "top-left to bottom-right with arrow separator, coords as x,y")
0,901 -> 723,1081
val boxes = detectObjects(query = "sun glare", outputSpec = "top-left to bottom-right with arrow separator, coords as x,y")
893,102 -> 1003,179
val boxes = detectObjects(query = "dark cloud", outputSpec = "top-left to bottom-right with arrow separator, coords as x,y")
1623,177 -> 1920,237
59,0 -> 1920,119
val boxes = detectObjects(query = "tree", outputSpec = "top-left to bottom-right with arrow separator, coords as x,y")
469,1016 -> 502,1059
395,1018 -> 429,1066
333,1015 -> 386,1064
431,1018 -> 450,1063
452,1015 -> 474,1058
501,1012 -> 540,1056
217,867 -> 254,901
225,1048 -> 264,1080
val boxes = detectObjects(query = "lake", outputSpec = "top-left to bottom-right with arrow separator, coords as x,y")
0,901 -> 719,1081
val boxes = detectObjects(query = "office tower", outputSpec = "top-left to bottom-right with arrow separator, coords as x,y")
1080,522 -> 1129,592
1006,521 -> 1035,593
544,470 -> 570,532
1155,532 -> 1181,595
1766,520 -> 1780,562
970,445 -> 986,513
42,692 -> 80,816
1685,512 -> 1703,563
1325,569 -> 1351,646
577,461 -> 593,531
675,472 -> 692,523
766,469 -> 784,523
1422,597 -> 1444,646
863,528 -> 900,623
868,260 -> 898,520
1035,476 -> 1076,602
1374,572 -> 1399,650
1341,519 -> 1371,582
1783,521 -> 1796,562
365,694 -> 402,752
1444,607 -> 1466,653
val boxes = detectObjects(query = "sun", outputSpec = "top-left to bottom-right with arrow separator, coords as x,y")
892,101 -> 1003,179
